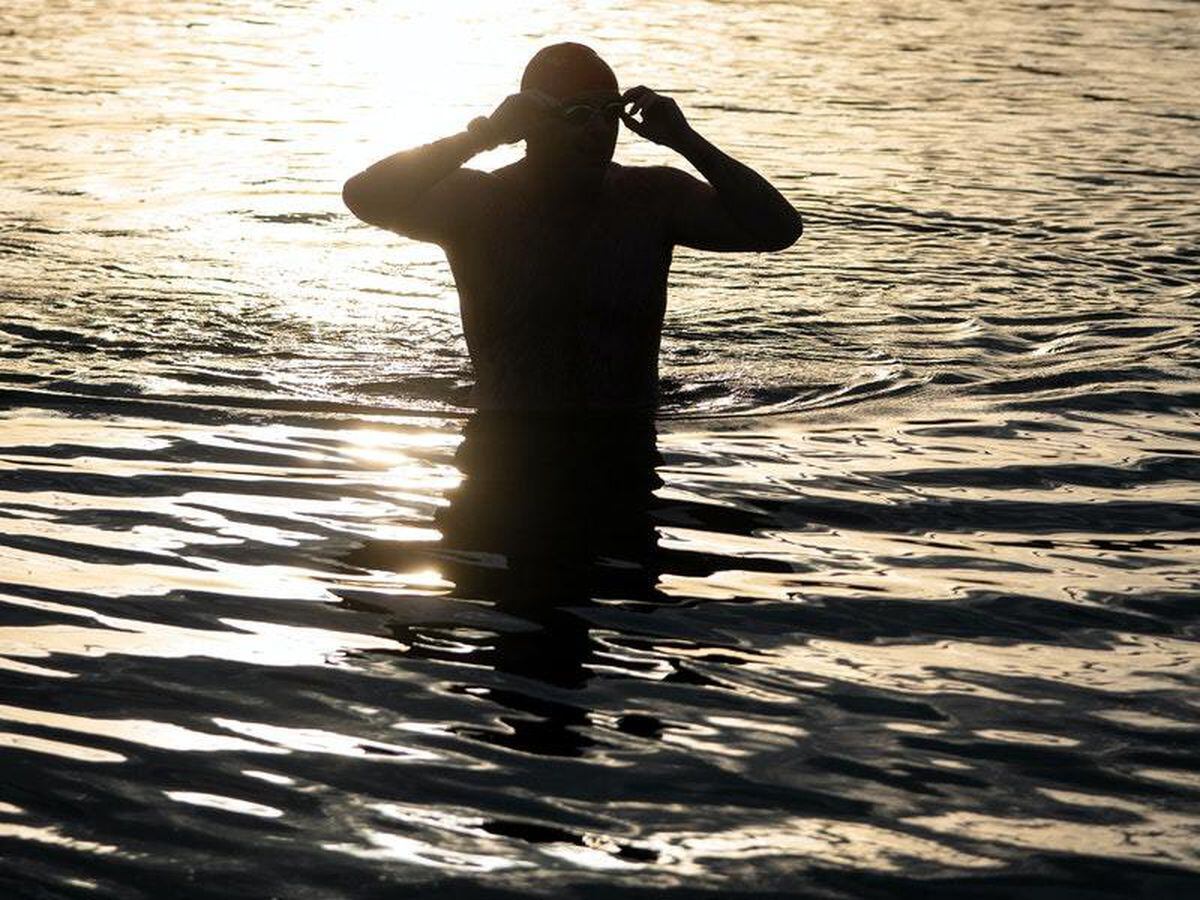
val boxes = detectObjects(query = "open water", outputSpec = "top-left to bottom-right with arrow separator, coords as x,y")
2,1 -> 1199,897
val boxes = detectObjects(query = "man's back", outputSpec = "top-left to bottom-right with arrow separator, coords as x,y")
342,44 -> 801,413
446,161 -> 672,411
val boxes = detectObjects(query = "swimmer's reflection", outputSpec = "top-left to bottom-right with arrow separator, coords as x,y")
347,413 -> 664,695
344,413 -> 794,755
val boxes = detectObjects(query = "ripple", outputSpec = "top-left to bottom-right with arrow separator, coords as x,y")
3,0 -> 1200,896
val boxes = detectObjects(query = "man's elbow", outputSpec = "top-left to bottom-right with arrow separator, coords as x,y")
759,210 -> 803,252
343,173 -> 396,230
342,174 -> 372,222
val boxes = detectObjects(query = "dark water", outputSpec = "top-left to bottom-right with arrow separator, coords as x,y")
2,1 -> 1200,897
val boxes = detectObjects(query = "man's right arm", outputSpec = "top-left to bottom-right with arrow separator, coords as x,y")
341,125 -> 496,246
342,90 -> 555,246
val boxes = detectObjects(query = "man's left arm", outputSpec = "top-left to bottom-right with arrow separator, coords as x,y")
622,86 -> 803,252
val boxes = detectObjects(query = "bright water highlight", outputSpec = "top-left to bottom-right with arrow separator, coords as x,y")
1,1 -> 1199,897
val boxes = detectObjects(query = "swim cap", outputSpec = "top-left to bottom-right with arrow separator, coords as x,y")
520,43 -> 618,100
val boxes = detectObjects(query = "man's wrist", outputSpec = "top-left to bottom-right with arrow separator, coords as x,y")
466,116 -> 500,153
667,126 -> 704,156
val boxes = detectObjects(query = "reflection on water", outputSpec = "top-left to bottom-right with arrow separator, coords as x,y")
344,415 -> 800,761
2,0 -> 1200,896
348,414 -> 666,698
4,409 -> 1198,895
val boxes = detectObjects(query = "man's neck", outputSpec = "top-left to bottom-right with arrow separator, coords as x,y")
518,156 -> 609,206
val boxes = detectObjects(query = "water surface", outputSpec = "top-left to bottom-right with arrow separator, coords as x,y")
2,1 -> 1199,897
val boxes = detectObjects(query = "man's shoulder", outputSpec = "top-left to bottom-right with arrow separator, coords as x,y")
608,162 -> 691,185
607,163 -> 699,210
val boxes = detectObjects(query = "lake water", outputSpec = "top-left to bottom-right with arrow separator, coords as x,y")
2,1 -> 1199,897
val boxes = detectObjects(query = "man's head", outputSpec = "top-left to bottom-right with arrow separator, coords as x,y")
521,42 -> 618,100
520,43 -> 621,178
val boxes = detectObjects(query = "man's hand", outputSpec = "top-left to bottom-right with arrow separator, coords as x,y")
625,86 -> 803,252
476,89 -> 557,147
621,86 -> 694,150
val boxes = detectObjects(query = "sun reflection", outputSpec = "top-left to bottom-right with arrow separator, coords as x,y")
165,792 -> 283,819
212,718 -> 438,762
0,592 -> 404,671
242,769 -> 296,786
3,0 -> 1199,892
324,831 -> 527,873
320,0 -> 544,171
540,842 -> 640,871
765,634 -> 1200,701
647,817 -> 999,873
0,731 -> 125,764
905,810 -> 1200,869
0,822 -> 119,856
0,704 -> 277,755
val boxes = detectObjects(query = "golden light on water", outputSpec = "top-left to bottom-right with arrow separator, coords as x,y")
0,591 -> 404,675
4,0 -> 1200,890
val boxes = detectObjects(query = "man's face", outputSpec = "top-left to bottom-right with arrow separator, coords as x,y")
526,90 -> 621,174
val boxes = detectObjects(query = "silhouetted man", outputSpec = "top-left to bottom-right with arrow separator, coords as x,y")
343,42 -> 802,411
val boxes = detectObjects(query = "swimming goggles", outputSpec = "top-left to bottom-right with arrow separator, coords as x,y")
558,101 -> 625,126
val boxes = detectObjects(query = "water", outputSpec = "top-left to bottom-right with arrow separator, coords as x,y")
2,0 -> 1199,896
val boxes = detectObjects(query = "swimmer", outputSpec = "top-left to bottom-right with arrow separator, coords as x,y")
342,42 -> 803,411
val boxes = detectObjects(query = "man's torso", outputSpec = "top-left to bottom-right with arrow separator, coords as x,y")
443,162 -> 674,411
